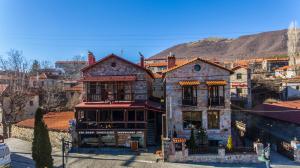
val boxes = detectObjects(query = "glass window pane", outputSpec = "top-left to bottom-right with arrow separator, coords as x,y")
100,110 -> 111,121
136,110 -> 144,121
112,110 -> 124,121
128,110 -> 135,121
183,111 -> 201,129
208,111 -> 220,129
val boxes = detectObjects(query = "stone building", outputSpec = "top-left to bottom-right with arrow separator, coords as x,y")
230,66 -> 252,108
163,56 -> 233,146
74,52 -> 164,148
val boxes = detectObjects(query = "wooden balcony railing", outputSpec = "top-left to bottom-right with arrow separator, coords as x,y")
208,96 -> 225,107
182,97 -> 197,106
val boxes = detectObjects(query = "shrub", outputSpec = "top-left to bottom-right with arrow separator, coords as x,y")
32,108 -> 53,168
226,135 -> 233,151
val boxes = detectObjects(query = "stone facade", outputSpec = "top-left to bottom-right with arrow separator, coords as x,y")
164,59 -> 232,144
230,67 -> 252,108
11,125 -> 71,148
82,56 -> 153,101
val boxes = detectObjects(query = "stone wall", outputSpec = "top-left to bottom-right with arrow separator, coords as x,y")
11,125 -> 71,148
83,56 -> 153,101
186,153 -> 259,163
165,59 -> 231,144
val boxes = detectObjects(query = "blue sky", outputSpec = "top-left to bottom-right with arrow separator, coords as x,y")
0,0 -> 299,63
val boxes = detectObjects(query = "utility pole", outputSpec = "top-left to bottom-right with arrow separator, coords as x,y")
62,138 -> 65,168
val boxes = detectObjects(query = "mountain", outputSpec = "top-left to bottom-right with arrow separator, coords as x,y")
149,29 -> 296,61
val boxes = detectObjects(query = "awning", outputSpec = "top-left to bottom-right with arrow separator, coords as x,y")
206,80 -> 227,86
80,75 -> 136,82
178,80 -> 200,86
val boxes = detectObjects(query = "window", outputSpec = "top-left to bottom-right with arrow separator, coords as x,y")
208,86 -> 225,106
100,110 -> 111,121
236,73 -> 242,80
183,111 -> 202,129
236,88 -> 242,96
182,86 -> 197,106
29,101 -> 34,106
112,110 -> 124,121
136,110 -> 145,121
84,110 -> 97,122
194,64 -> 201,71
128,110 -> 135,121
207,111 -> 220,129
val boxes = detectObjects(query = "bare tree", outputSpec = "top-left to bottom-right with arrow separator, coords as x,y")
0,49 -> 32,137
38,80 -> 66,113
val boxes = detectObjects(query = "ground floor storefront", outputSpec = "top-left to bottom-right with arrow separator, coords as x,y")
75,102 -> 164,148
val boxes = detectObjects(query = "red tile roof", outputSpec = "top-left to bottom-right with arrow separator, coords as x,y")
162,57 -> 233,74
64,83 -> 83,92
80,75 -> 137,82
81,54 -> 154,78
75,102 -> 145,109
145,59 -> 189,67
251,100 -> 300,124
16,111 -> 74,132
232,65 -> 248,71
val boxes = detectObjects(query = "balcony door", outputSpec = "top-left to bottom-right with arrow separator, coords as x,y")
182,86 -> 197,106
208,85 -> 225,106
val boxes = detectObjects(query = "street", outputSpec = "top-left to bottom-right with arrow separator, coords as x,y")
5,138 -> 300,168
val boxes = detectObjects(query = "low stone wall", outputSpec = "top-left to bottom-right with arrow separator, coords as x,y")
11,125 -> 71,148
186,153 -> 259,163
163,139 -> 259,163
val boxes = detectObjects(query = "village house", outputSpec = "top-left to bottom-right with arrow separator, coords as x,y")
74,52 -> 164,148
162,55 -> 233,146
29,71 -> 63,89
280,77 -> 300,100
261,58 -> 289,75
0,84 -> 39,122
230,66 -> 252,108
55,60 -> 87,79
144,57 -> 189,73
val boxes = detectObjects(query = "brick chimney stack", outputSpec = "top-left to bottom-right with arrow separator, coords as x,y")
88,51 -> 96,65
167,52 -> 176,69
139,52 -> 144,67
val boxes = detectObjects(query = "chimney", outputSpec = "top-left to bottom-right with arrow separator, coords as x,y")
139,52 -> 144,67
88,51 -> 96,65
167,52 -> 176,69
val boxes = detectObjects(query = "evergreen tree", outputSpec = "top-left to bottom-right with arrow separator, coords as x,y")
32,108 -> 43,161
30,60 -> 40,75
188,128 -> 197,149
32,108 -> 53,168
197,127 -> 208,146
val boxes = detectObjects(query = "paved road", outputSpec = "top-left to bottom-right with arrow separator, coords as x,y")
5,138 -> 300,168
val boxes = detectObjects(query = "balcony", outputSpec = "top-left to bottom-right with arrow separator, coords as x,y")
208,97 -> 225,107
182,97 -> 197,106
86,93 -> 134,102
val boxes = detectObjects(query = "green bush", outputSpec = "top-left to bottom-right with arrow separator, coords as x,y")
32,108 -> 53,168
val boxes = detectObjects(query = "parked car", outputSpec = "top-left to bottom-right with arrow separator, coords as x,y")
0,143 -> 11,167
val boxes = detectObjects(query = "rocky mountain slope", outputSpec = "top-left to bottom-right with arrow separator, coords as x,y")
149,29 -> 297,60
